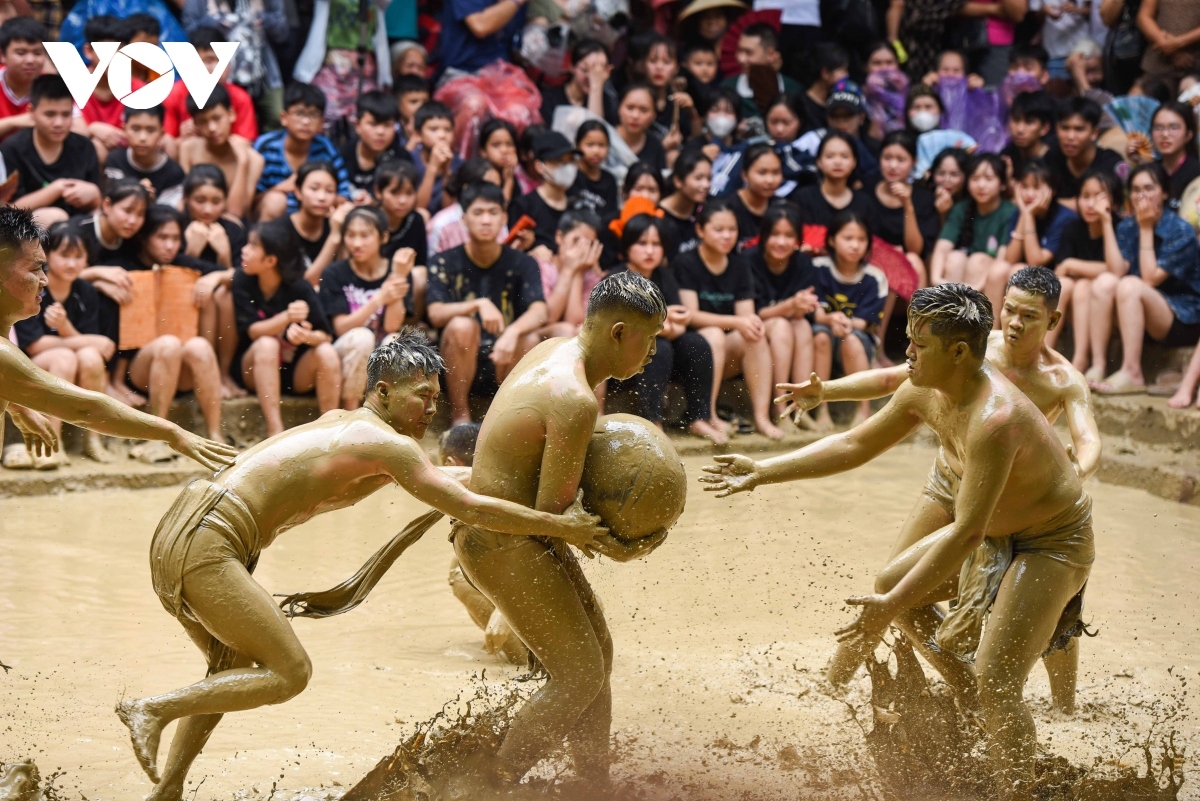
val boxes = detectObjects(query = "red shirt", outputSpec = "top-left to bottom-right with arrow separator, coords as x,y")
163,79 -> 258,141
0,67 -> 30,120
80,78 -> 145,128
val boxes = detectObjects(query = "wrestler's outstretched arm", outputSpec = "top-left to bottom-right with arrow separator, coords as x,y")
775,365 -> 909,415
700,383 -> 925,496
0,343 -> 237,471
7,405 -> 57,456
1062,375 -> 1101,480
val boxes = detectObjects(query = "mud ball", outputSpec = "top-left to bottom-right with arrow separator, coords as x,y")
579,414 -> 687,541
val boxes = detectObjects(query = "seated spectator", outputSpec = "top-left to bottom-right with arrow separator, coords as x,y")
162,25 -> 258,161
393,75 -> 431,153
278,161 -> 353,285
627,32 -> 695,152
0,16 -> 49,142
514,124 -> 545,195
988,159 -> 1077,327
615,84 -> 668,178
624,161 -> 667,206
0,74 -> 101,228
745,204 -> 820,425
427,158 -> 504,255
826,83 -> 881,166
729,144 -> 784,251
789,132 -> 871,248
104,107 -> 186,208
680,41 -> 719,107
391,40 -> 428,79
701,88 -> 746,195
342,90 -> 410,204
537,210 -> 604,339
181,165 -> 246,398
123,13 -> 162,81
254,82 -> 353,222
179,84 -> 266,219
1046,97 -> 1125,211
905,84 -> 975,179
9,222 -> 114,468
765,93 -> 805,152
1127,101 -> 1200,214
1093,163 -> 1200,395
676,199 -> 780,440
921,49 -> 985,91
319,206 -> 413,410
479,119 -> 520,205
539,39 -> 618,126
658,148 -> 712,261
374,159 -> 429,325
426,181 -> 547,424
77,15 -> 139,164
1002,90 -> 1056,180
412,101 -> 462,213
721,23 -> 801,122
612,212 -> 722,442
931,153 -> 1016,289
1054,170 -> 1124,379
802,43 -> 850,132
569,121 -> 620,221
1008,43 -> 1052,86
234,219 -> 341,437
439,0 -> 527,76
928,147 -> 971,226
810,211 -> 888,429
508,131 -> 579,256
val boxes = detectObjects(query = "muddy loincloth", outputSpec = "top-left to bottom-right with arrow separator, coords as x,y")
925,455 -> 1095,662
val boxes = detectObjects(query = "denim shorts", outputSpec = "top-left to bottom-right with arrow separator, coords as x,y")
812,323 -> 877,367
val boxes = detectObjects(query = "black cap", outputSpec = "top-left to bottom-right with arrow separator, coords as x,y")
532,131 -> 580,161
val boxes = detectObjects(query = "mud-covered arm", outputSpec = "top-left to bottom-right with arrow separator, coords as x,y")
441,465 -> 472,486
534,392 -> 598,515
1063,374 -> 1101,480
776,364 -> 909,413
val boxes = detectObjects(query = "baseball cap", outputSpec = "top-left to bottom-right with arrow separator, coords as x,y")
827,80 -> 865,115
532,131 -> 580,161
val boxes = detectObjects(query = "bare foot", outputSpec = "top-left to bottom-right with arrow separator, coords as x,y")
708,416 -> 729,435
1167,385 -> 1196,409
814,409 -> 835,432
116,699 -> 162,783
850,406 -> 872,427
32,448 -> 67,471
106,381 -> 147,407
2,443 -> 33,470
790,410 -> 819,431
689,418 -> 728,445
82,432 -> 115,463
755,418 -> 785,440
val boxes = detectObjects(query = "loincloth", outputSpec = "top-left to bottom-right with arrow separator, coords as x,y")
149,479 -> 261,628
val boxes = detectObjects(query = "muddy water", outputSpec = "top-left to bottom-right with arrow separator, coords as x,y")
1,445 -> 1197,799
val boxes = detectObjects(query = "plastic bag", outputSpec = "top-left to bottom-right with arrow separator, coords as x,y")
938,76 -> 1006,154
433,62 -> 544,160
865,67 -> 909,134
520,22 -> 571,79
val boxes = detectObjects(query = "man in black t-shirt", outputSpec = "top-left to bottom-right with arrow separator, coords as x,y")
508,132 -> 578,256
1045,98 -> 1126,210
104,107 -> 186,207
426,182 -> 547,423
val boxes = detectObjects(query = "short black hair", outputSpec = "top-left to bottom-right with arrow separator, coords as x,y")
183,163 -> 229,198
908,283 -> 993,359
45,220 -> 87,256
366,327 -> 445,389
622,161 -> 666,199
586,269 -> 667,322
557,208 -> 601,235
188,25 -> 224,52
124,105 -> 165,124
0,206 -> 45,254
357,90 -> 400,124
814,42 -> 849,76
284,82 -> 326,115
394,74 -> 430,98
460,180 -> 506,212
1056,96 -> 1102,128
742,22 -> 778,51
30,74 -> 73,108
414,100 -> 453,133
187,82 -> 232,117
446,157 -> 497,200
84,14 -> 127,45
1080,168 -> 1124,210
0,17 -> 46,52
1010,43 -> 1049,69
1009,90 -> 1056,128
103,176 -> 151,206
295,159 -> 339,190
619,213 -> 669,260
1006,266 -> 1062,310
439,422 -> 481,466
374,158 -> 420,194
126,12 -> 161,38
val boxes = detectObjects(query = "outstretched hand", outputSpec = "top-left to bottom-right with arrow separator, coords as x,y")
698,454 -> 760,497
775,372 -> 824,417
9,405 -> 57,458
834,594 -> 899,653
169,429 -> 238,472
592,528 -> 669,562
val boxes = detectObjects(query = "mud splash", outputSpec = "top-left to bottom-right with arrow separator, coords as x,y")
0,762 -> 62,801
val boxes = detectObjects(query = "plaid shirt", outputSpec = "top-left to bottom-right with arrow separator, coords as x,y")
253,129 -> 354,212
26,1 -> 63,39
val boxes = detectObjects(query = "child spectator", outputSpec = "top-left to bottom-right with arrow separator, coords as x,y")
537,210 -> 604,339
412,101 -> 462,213
1046,97 -> 1124,210
1053,170 -> 1124,379
1093,163 -> 1200,395
905,84 -> 975,179
612,212 -> 722,442
393,75 -> 431,152
77,16 -> 137,163
254,82 -> 354,221
0,17 -> 49,142
789,133 -> 871,242
0,74 -> 102,227
701,88 -> 745,195
539,39 -> 617,125
624,161 -> 666,206
745,204 -> 820,425
319,206 -> 414,409
729,144 -> 784,251
615,84 -> 667,178
479,119 -> 520,204
426,181 -> 547,424
722,23 -> 801,122
811,211 -> 888,429
658,149 -> 712,262
508,131 -> 579,256
569,121 -> 619,220
514,124 -> 544,196
676,199 -> 781,440
376,159 -> 428,265
162,26 -> 258,158
234,218 -> 341,437
802,43 -> 850,133
765,93 -> 804,149
627,33 -> 695,152
342,90 -> 410,204
105,107 -> 186,208
275,160 -> 352,285
1127,102 -> 1200,214
826,83 -> 879,162
680,41 -> 719,106
178,84 -> 266,219
1002,90 -> 1056,179
931,153 -> 1016,289
427,158 -> 504,255
9,222 -> 114,468
928,147 -> 971,226
921,49 -> 985,91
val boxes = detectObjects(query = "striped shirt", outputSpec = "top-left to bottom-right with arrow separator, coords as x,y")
253,129 -> 354,212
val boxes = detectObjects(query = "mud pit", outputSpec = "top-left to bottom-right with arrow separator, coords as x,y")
1,444 -> 1197,799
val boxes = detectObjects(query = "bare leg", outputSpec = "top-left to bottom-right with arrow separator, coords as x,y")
76,346 -> 114,461
130,336 -> 184,421
1103,276 -> 1175,387
243,337 -> 284,437
440,317 -> 481,425
214,286 -> 244,398
940,250 -> 968,284
813,330 -> 834,430
1042,638 -> 1078,715
877,293 -> 898,365
178,338 -> 225,441
1087,273 -> 1119,379
291,343 -> 343,415
30,348 -> 77,440
1070,278 -> 1093,372
790,318 -> 813,384
332,327 -> 377,410
1168,343 -> 1200,408
1045,276 -> 1072,350
966,254 -> 1002,292
728,330 -> 783,439
410,267 -> 429,324
840,334 -> 873,425
696,326 -> 727,434
764,318 -> 794,420
495,332 -> 542,384
254,190 -> 289,223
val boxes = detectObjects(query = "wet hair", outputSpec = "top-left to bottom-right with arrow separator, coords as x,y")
742,22 -> 779,51
255,218 -> 305,284
344,205 -> 389,237
0,206 -> 43,260
394,74 -> 430,99
619,213 -> 670,260
1009,90 -> 1057,128
1151,101 -> 1200,160
955,153 -> 1008,251
103,177 -> 151,208
0,17 -> 46,51
1014,157 -> 1059,202
1006,266 -> 1061,310
84,14 -> 126,45
187,83 -> 231,117
1056,96 -> 1102,128
741,143 -> 780,174
1080,168 -> 1124,211
572,38 -> 609,66
825,210 -> 872,259
30,74 -> 72,108
671,147 -> 712,186
696,197 -> 736,228
183,163 -> 229,198
414,100 -> 453,132
284,81 -> 327,115
908,283 -> 993,358
357,90 -> 400,124
374,158 -> 420,195
479,118 -> 518,154
446,157 -> 497,201
460,180 -> 507,211
188,24 -> 224,52
1127,161 -> 1169,194
366,327 -> 446,388
439,422 -> 481,466
586,269 -> 667,321
575,119 -> 609,146
295,160 -> 339,190
880,129 -> 917,160
126,12 -> 161,38
557,209 -> 602,236
816,131 -> 859,169
45,221 -> 87,256
759,202 -> 803,245
124,104 -> 165,124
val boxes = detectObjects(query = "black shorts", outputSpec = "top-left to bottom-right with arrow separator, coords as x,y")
234,343 -> 314,396
1159,318 -> 1200,348
470,336 -> 501,397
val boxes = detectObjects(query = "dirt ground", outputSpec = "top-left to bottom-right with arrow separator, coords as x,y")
1,444 -> 1196,800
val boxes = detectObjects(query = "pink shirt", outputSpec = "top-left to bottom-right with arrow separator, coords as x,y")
984,1 -> 1016,46
538,259 -> 602,315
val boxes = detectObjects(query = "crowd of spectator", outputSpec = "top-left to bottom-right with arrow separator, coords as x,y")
3,0 -> 1200,469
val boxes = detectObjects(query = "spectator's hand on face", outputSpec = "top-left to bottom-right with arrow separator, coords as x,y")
430,142 -> 455,174
1095,193 -> 1112,224
585,54 -> 612,89
207,223 -> 232,262
178,118 -> 196,139
330,200 -> 354,230
287,300 -> 310,323
889,180 -> 912,202
476,298 -> 506,335
934,185 -> 954,216
44,302 -> 67,331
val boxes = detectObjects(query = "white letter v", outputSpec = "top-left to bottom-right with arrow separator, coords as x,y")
44,42 -> 120,108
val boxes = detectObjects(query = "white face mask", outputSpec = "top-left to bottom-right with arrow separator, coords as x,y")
707,114 -> 737,138
910,111 -> 940,133
544,162 -> 579,188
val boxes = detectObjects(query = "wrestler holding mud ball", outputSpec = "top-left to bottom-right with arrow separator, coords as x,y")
702,284 -> 1094,801
116,329 -> 608,800
0,205 -> 235,470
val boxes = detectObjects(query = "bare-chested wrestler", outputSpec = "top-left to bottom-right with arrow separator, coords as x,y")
0,205 -> 235,471
778,266 -> 1099,715
701,284 -> 1094,799
116,330 -> 609,800
453,269 -> 670,791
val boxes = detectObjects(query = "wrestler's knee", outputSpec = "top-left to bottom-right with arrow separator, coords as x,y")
271,652 -> 313,703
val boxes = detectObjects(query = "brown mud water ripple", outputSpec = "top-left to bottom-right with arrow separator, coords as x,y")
0,761 -> 64,801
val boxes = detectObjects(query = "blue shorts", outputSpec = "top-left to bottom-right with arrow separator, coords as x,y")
812,324 -> 877,368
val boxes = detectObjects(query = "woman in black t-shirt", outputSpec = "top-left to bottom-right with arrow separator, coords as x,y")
569,121 -> 620,220
658,148 -> 712,261
375,159 -> 430,323
788,132 -> 870,250
615,84 -> 668,178
285,161 -> 350,286
730,144 -> 784,252
675,199 -> 783,440
610,213 -> 723,443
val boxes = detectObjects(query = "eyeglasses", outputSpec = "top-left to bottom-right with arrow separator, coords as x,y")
1130,185 -> 1162,196
288,109 -> 323,121
1152,123 -> 1185,133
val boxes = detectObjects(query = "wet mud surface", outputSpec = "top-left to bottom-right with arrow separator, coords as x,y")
1,446 -> 1197,799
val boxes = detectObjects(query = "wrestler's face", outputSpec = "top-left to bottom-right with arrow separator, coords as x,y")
381,372 -> 440,438
904,319 -> 964,388
0,240 -> 47,322
609,315 -> 663,381
1000,287 -> 1059,350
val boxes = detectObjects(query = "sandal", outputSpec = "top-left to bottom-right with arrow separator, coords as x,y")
1092,371 -> 1147,396
128,440 -> 178,465
2,443 -> 32,470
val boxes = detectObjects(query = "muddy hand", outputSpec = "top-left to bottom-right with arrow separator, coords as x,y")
556,490 -> 608,556
593,528 -> 668,562
9,405 -> 57,457
698,454 -> 760,497
834,594 -> 898,652
170,428 -> 238,471
775,373 -> 824,417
